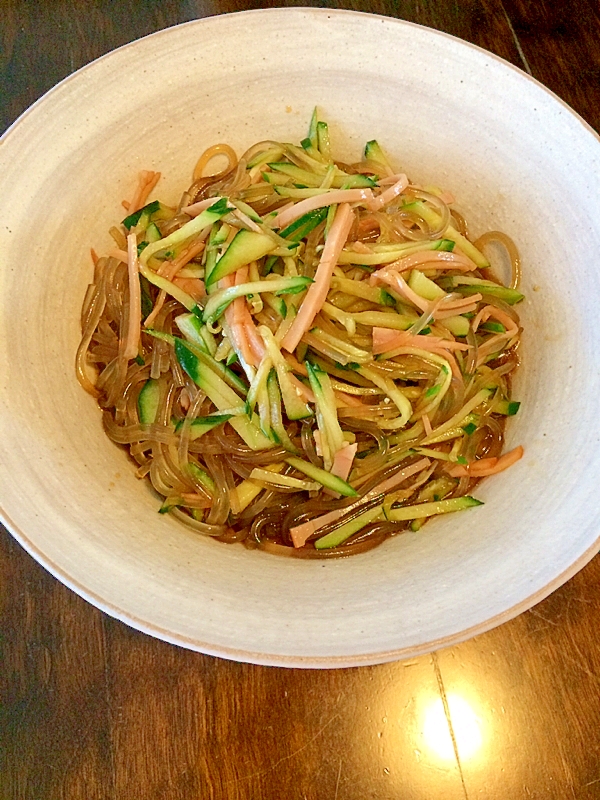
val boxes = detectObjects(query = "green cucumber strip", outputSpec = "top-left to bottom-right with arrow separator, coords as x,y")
175,340 -> 271,450
139,263 -> 200,314
408,269 -> 447,301
145,329 -> 175,345
247,146 -> 284,169
174,313 -> 217,357
122,200 -> 161,231
260,326 -> 312,420
402,200 -> 489,267
495,399 -> 520,416
137,379 -> 161,424
330,277 -> 396,307
204,221 -> 228,288
230,198 -> 263,224
263,292 -> 287,319
481,321 -> 506,333
202,276 -> 312,326
306,361 -> 345,456
262,171 -> 292,186
315,505 -> 384,549
159,496 -> 182,514
464,284 -> 524,305
266,370 -> 299,452
462,422 -> 478,435
357,365 -> 412,424
421,388 -> 492,444
441,315 -> 470,337
268,163 -> 326,188
174,414 -> 233,440
339,174 -> 377,189
199,325 -> 218,356
364,139 -> 392,172
324,203 -> 337,240
140,197 -> 230,265
386,495 -> 483,521
300,137 -> 324,161
247,355 -> 273,412
148,330 -> 246,395
175,313 -> 209,352
255,380 -> 273,440
337,238 -> 454,266
308,328 -> 371,365
188,462 -> 215,494
443,276 -> 525,305
279,206 -> 328,241
349,310 -> 416,330
145,222 -> 162,243
206,229 -> 277,287
316,121 -> 332,160
285,456 -> 358,497
416,476 -> 458,504
269,163 -> 375,190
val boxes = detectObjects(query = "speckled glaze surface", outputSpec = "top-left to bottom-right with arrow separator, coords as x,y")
1,8 -> 599,668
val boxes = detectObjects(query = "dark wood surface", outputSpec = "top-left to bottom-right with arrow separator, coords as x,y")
2,2 -> 600,798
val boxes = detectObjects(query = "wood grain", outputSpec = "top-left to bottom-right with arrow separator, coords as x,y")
2,1 -> 600,798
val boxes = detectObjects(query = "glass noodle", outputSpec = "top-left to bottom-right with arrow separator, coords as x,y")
77,110 -> 524,558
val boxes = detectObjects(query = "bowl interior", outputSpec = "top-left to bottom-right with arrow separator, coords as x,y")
1,9 -> 600,667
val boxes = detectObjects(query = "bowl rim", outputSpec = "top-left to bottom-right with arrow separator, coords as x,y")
4,498 -> 600,667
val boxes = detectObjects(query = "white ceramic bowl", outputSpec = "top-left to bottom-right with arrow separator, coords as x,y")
2,9 -> 600,668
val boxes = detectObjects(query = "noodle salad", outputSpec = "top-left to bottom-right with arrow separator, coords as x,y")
77,110 -> 524,558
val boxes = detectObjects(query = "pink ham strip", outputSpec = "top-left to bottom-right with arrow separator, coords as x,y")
183,196 -> 227,217
143,237 -> 207,328
217,268 -> 266,368
380,250 -> 477,272
475,306 -> 520,365
372,268 -> 482,319
366,174 -> 409,210
281,203 -> 355,352
124,170 -> 161,214
331,442 -> 358,482
422,413 -> 433,437
377,172 -> 408,187
324,442 -> 359,500
245,322 -> 267,364
233,267 -> 266,364
372,327 -> 469,355
158,238 -> 207,279
371,269 -> 429,312
447,445 -> 524,478
472,306 -> 492,332
220,274 -> 254,367
172,277 -> 205,302
232,267 -> 249,323
273,189 -> 373,230
290,457 -> 431,548
434,298 -> 481,319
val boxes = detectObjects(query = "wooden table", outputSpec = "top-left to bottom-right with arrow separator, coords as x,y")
2,2 -> 600,798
